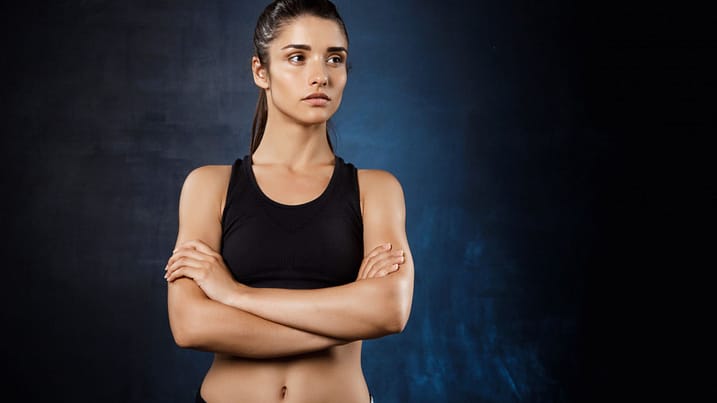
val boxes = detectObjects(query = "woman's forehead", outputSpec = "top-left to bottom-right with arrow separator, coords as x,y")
273,15 -> 348,49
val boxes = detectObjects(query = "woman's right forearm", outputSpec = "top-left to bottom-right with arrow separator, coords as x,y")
168,279 -> 347,358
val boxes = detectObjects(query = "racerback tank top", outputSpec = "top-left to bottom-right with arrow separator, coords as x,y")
220,154 -> 364,289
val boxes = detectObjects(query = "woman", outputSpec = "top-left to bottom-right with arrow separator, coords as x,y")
164,1 -> 414,402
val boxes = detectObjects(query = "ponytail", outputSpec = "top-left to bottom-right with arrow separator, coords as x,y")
250,91 -> 268,153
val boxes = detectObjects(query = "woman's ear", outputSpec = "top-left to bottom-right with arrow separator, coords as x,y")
252,56 -> 269,89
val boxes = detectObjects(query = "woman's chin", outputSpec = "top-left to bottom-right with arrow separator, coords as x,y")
297,113 -> 336,126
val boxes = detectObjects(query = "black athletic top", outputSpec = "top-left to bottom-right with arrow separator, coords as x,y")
220,154 -> 364,289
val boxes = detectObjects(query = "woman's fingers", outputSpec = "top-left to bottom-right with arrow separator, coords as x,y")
368,243 -> 391,257
166,266 -> 202,282
164,239 -> 219,272
165,249 -> 213,274
165,243 -> 240,305
364,250 -> 404,279
357,243 -> 391,280
361,249 -> 392,280
360,247 -> 404,280
165,255 -> 208,279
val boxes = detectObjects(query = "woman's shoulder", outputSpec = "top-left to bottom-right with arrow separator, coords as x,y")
357,167 -> 402,185
183,164 -> 233,188
180,164 -> 234,202
356,168 -> 406,221
357,168 -> 404,200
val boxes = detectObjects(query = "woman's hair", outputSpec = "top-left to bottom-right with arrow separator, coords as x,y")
250,0 -> 349,153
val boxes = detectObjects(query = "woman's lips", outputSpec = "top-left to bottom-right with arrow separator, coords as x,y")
303,97 -> 329,106
302,93 -> 330,106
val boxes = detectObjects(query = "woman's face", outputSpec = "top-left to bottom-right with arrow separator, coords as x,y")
258,15 -> 348,127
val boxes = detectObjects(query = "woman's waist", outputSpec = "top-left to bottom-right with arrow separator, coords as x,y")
203,343 -> 368,402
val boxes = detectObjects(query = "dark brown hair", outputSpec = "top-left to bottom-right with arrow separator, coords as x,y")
250,0 -> 349,153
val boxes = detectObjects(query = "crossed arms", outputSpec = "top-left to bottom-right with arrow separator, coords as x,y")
166,165 -> 414,359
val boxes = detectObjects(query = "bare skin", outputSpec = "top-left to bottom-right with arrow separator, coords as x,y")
165,15 -> 414,403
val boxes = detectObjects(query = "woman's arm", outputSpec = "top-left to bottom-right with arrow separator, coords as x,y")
172,169 -> 414,341
167,166 -> 347,358
169,279 -> 347,358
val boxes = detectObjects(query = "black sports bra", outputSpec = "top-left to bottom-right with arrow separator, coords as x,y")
220,154 -> 364,289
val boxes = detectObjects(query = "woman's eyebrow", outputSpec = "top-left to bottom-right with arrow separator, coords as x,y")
280,44 -> 348,53
281,44 -> 311,50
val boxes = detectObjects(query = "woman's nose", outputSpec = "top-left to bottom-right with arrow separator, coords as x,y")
309,61 -> 328,87
310,73 -> 328,87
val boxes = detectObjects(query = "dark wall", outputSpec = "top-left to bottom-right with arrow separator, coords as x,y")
2,1 -> 711,402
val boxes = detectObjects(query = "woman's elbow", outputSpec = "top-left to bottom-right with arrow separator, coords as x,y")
171,322 -> 197,348
168,280 -> 213,349
383,282 -> 413,334
389,300 -> 412,334
382,311 -> 407,335
169,306 -> 205,349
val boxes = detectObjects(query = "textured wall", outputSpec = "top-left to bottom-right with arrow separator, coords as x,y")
0,0 -> 653,402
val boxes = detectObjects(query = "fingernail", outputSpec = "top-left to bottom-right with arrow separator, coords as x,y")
385,243 -> 391,249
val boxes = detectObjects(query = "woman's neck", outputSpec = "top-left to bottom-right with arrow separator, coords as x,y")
253,119 -> 334,168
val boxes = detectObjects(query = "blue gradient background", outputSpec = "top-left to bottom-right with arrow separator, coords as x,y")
5,0 -> 708,402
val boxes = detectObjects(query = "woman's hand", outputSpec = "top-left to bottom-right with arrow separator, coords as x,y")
165,239 -> 247,305
356,243 -> 405,280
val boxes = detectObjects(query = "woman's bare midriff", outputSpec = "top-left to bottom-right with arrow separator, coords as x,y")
199,341 -> 369,403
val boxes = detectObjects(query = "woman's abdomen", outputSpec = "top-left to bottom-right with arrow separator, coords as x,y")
200,341 -> 369,403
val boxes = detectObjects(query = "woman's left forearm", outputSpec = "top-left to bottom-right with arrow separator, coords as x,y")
225,270 -> 413,341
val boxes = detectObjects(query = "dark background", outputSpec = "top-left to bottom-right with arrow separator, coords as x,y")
1,1 -> 712,402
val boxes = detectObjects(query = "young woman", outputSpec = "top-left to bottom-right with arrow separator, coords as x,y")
164,1 -> 414,402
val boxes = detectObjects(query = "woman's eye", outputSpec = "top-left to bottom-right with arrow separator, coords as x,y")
289,55 -> 304,63
328,55 -> 343,64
